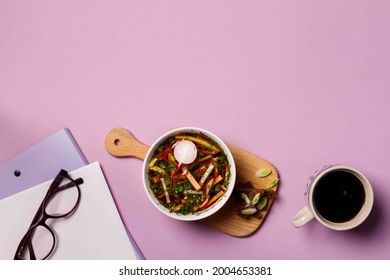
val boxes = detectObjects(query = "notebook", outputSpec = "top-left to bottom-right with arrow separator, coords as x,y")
0,129 -> 143,259
0,162 -> 138,260
0,128 -> 88,200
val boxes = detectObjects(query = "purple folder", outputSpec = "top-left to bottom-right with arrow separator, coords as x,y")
0,128 -> 88,200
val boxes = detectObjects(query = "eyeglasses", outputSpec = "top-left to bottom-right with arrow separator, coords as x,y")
14,169 -> 84,260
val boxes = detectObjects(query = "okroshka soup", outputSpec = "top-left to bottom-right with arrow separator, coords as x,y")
142,127 -> 236,221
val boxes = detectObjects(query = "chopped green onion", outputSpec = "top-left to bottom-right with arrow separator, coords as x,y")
241,193 -> 251,205
266,178 -> 279,188
252,193 -> 261,205
256,197 -> 268,210
241,208 -> 257,215
255,169 -> 272,178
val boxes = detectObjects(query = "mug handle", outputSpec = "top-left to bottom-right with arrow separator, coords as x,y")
292,206 -> 314,228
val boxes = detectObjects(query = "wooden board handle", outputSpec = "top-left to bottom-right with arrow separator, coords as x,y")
105,128 -> 149,160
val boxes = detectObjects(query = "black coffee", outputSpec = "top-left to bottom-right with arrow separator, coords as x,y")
313,170 -> 365,223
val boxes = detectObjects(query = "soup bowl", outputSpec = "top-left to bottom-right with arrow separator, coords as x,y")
142,127 -> 236,221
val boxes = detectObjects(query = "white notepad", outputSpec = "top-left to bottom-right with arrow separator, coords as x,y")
0,162 -> 138,260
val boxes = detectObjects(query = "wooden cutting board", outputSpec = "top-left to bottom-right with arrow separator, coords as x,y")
105,128 -> 279,237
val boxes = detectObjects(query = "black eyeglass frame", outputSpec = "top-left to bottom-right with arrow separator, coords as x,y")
14,169 -> 83,260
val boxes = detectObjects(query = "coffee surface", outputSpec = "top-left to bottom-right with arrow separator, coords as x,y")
313,171 -> 365,223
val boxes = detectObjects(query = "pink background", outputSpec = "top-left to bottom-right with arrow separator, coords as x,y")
1,1 -> 389,259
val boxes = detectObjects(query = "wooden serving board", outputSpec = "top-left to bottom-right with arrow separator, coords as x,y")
105,128 -> 279,237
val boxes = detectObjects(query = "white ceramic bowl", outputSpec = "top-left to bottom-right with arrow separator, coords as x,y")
142,127 -> 236,221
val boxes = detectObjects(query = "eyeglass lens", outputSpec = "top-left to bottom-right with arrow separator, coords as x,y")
20,225 -> 55,260
45,179 -> 81,217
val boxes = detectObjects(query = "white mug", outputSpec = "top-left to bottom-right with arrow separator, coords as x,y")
293,165 -> 374,231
